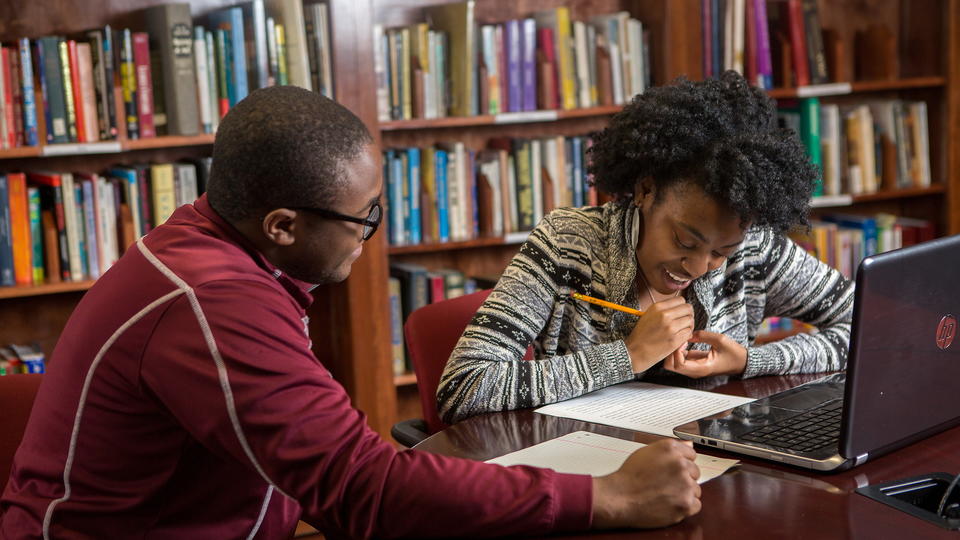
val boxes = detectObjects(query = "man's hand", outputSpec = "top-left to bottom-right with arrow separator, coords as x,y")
625,297 -> 694,373
664,330 -> 748,378
591,439 -> 702,529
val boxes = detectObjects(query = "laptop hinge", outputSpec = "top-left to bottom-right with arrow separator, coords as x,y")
854,453 -> 869,466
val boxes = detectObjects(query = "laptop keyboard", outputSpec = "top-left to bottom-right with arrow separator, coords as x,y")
740,399 -> 843,453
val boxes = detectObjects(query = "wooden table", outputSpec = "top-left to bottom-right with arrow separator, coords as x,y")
414,373 -> 960,539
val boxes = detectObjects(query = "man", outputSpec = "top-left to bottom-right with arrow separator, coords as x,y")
0,87 -> 700,538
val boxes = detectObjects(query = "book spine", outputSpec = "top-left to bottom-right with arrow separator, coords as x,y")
33,41 -> 54,144
8,173 -> 31,285
1,48 -> 16,148
555,8 -> 576,110
435,150 -> 450,242
506,20 -> 521,113
753,0 -> 773,89
119,29 -> 139,139
521,18 -> 537,112
800,97 -> 822,195
194,27 -> 212,133
204,31 -> 220,127
147,4 -> 199,136
801,0 -> 829,84
787,0 -> 810,86
56,40 -> 78,141
27,187 -> 43,284
132,33 -> 156,138
17,39 -> 38,146
386,150 -> 404,245
66,40 -> 86,142
0,175 -> 15,286
77,43 -> 100,143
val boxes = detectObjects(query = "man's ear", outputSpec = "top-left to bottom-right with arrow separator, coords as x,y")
262,208 -> 299,246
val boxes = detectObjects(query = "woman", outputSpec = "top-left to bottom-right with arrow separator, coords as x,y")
437,71 -> 854,425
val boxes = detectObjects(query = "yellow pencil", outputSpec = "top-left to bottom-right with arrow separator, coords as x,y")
570,292 -> 644,317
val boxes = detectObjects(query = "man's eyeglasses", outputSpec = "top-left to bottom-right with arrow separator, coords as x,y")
289,202 -> 383,241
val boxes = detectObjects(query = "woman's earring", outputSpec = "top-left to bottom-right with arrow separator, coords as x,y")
631,205 -> 640,248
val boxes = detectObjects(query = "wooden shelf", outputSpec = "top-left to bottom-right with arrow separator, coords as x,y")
767,77 -> 946,99
388,232 -> 529,255
0,146 -> 42,159
122,133 -> 215,151
379,105 -> 622,131
394,373 -> 417,386
0,280 -> 95,299
0,134 -> 215,160
811,185 -> 945,208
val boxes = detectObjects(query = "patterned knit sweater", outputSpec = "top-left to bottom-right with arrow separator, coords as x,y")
437,202 -> 855,425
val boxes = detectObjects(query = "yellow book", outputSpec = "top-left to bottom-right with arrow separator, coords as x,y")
150,164 -> 177,227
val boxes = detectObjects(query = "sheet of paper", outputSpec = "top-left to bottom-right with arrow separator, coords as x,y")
534,381 -> 755,437
486,431 -> 739,483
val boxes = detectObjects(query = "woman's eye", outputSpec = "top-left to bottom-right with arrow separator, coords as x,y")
675,235 -> 694,249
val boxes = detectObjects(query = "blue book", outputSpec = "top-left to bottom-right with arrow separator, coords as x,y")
37,37 -> 68,144
18,39 -> 38,146
822,214 -> 879,260
435,149 -> 450,242
469,150 -> 478,237
406,148 -> 422,245
571,136 -> 584,207
386,150 -> 405,246
80,179 -> 100,279
208,7 -> 248,104
74,185 -> 88,279
0,175 -> 15,286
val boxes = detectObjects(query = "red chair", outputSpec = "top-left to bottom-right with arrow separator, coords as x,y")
392,290 -> 534,447
0,374 -> 43,494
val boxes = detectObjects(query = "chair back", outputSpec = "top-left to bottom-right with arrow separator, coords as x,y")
404,290 -> 493,434
0,374 -> 43,494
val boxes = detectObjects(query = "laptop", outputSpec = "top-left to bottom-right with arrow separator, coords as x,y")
673,233 -> 960,472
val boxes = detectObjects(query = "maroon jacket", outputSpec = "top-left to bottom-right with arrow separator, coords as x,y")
0,195 -> 592,539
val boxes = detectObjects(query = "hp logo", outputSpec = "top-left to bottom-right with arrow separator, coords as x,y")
936,315 -> 956,350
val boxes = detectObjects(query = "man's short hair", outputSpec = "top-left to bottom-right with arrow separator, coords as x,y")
207,86 -> 373,222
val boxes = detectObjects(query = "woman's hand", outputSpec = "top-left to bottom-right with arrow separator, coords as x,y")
664,330 -> 748,377
624,297 -> 694,373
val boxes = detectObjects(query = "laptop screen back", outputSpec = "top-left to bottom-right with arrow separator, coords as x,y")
841,234 -> 960,457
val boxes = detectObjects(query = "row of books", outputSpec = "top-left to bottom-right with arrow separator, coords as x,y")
778,97 -> 931,196
0,0 -> 331,148
0,158 -> 210,287
0,344 -> 45,375
703,0 -> 829,89
388,265 -> 485,376
792,213 -> 934,279
384,134 -> 596,247
373,3 -> 650,121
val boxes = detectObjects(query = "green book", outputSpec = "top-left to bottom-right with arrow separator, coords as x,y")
800,97 -> 823,196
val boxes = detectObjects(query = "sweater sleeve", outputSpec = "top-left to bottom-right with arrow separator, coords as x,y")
743,232 -> 855,378
437,214 -> 636,425
140,280 -> 593,539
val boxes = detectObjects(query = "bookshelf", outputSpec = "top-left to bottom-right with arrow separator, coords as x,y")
363,0 -> 960,422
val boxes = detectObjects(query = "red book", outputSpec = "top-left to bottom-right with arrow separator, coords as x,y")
66,40 -> 87,142
131,32 -> 156,138
537,27 -> 558,110
0,48 -> 15,148
787,0 -> 810,86
8,47 -> 24,147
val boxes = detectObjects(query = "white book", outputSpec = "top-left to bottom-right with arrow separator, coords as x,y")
627,18 -> 644,97
193,31 -> 212,132
615,12 -> 631,98
820,104 -> 841,196
373,24 -> 389,122
453,142 -> 469,240
910,101 -> 931,188
317,3 -> 334,98
60,173 -> 84,281
543,137 -> 562,212
731,0 -> 745,74
176,163 -> 199,206
723,0 -> 734,71
96,176 -> 118,270
573,21 -> 591,108
266,0 -> 312,90
205,31 -> 219,132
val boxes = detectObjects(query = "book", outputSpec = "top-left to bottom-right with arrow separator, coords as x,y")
534,7 -> 575,110
425,1 -> 475,116
799,97 -> 822,196
266,0 -> 311,90
17,38 -> 38,146
58,40 -> 78,142
150,164 -> 176,226
145,2 -> 200,136
76,43 -> 100,143
0,175 -> 15,286
27,187 -> 44,284
388,276 -> 406,376
28,172 -> 69,282
7,173 -> 31,285
207,6 -> 249,105
118,29 -> 139,139
240,0 -> 270,90
131,33 -> 156,138
85,28 -> 118,140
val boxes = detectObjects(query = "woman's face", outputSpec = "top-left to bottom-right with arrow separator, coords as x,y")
634,180 -> 746,295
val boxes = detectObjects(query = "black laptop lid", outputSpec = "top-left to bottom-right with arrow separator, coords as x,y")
841,234 -> 960,458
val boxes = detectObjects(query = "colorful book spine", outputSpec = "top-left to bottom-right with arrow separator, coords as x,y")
753,0 -> 773,89
521,18 -> 537,112
17,39 -> 38,146
7,173 -> 31,285
406,148 -> 421,245
505,20 -> 521,113
132,32 -> 155,138
435,149 -> 450,243
0,175 -> 15,286
27,187 -> 43,284
58,40 -> 77,142
119,29 -> 139,139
